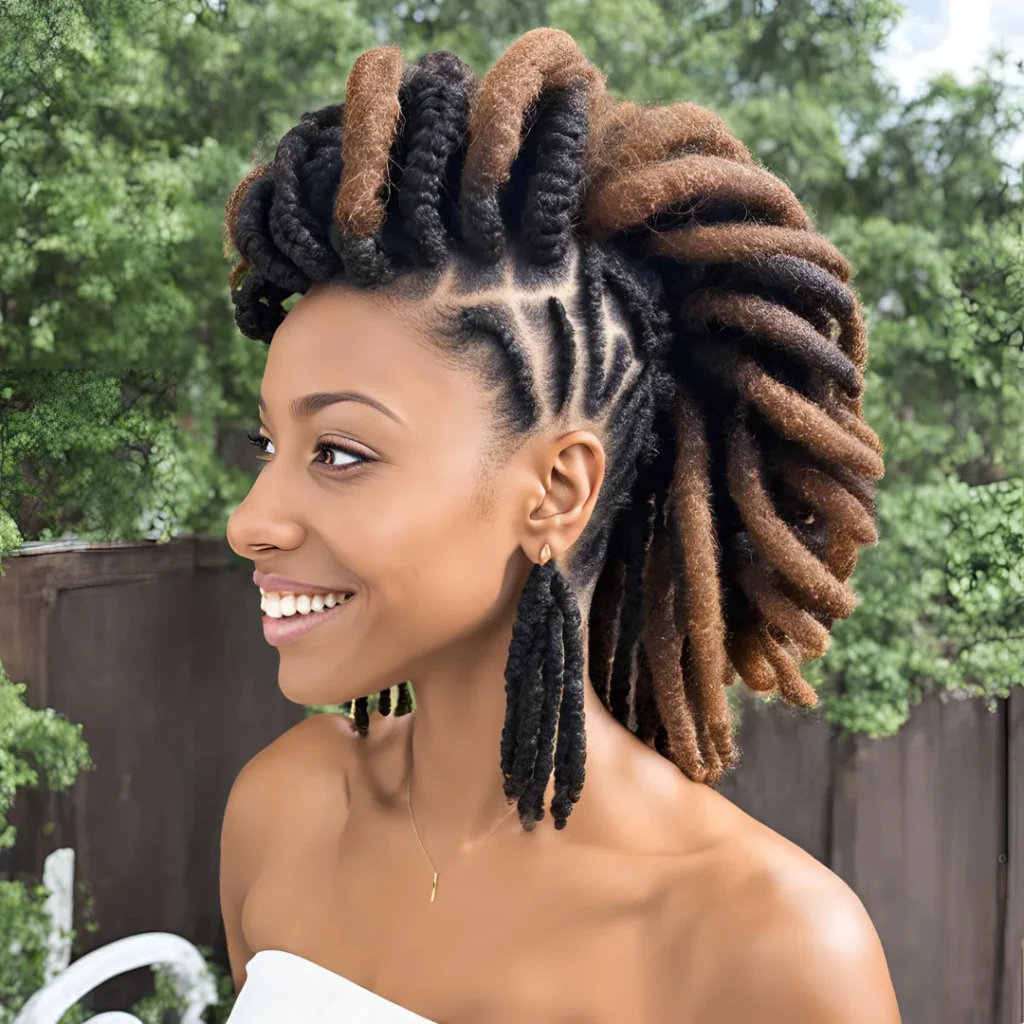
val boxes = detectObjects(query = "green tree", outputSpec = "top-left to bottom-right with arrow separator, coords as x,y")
1,0 -> 376,550
2,0 -> 1022,737
812,64 -> 1024,732
0,663 -> 92,1022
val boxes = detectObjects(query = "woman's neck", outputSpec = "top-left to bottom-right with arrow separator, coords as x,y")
401,621 -> 621,856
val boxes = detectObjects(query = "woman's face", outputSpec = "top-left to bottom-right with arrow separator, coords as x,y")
226,283 -> 541,706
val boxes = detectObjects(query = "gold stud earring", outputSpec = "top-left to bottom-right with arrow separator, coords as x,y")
539,543 -> 551,566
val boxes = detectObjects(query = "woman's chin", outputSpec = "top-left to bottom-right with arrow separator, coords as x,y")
276,674 -> 361,709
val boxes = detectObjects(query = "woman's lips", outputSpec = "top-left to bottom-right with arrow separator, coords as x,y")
253,570 -> 348,595
261,597 -> 354,647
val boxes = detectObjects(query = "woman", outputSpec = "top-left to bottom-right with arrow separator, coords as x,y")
221,28 -> 900,1023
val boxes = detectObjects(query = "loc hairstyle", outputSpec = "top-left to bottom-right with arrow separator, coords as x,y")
225,29 -> 884,831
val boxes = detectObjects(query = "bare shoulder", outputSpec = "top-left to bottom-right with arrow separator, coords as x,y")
221,708 -> 409,860
221,713 -> 353,878
708,834 -> 902,1022
227,711 -> 354,801
655,787 -> 901,1023
218,712 -> 357,990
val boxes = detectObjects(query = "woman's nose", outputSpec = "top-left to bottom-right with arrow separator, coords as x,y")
226,483 -> 306,559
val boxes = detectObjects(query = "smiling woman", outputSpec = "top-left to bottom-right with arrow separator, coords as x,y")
219,28 -> 900,1024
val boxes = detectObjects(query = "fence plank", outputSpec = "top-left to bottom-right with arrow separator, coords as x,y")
1000,686 -> 1024,1024
716,693 -> 833,864
0,539 -> 303,1012
831,693 -> 1004,1024
2,540 -> 1022,1023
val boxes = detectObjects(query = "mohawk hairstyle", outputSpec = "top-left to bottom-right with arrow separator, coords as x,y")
225,28 -> 884,831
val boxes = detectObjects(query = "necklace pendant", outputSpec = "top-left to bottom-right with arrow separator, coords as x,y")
430,872 -> 438,903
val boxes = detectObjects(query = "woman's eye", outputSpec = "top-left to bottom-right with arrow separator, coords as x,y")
246,431 -> 274,455
318,443 -> 368,470
245,431 -> 369,473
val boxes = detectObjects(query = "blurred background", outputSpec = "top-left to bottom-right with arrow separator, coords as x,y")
0,1 -> 1021,1022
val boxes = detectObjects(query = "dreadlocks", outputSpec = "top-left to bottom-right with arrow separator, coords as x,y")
224,28 -> 883,832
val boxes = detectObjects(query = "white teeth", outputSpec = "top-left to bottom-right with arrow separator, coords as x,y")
260,590 -> 351,617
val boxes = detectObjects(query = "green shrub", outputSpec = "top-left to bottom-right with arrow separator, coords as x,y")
128,945 -> 235,1024
0,664 -> 92,1021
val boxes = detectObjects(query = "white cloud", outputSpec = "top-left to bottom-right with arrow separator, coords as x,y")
881,0 -> 1001,97
880,0 -> 1024,164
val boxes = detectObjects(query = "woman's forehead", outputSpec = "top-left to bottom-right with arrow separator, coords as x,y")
261,285 -> 491,428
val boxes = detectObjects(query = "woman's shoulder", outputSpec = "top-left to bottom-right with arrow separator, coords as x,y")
220,714 -> 350,880
223,709 -> 412,839
652,786 -> 900,1021
227,709 -> 403,811
229,713 -> 352,805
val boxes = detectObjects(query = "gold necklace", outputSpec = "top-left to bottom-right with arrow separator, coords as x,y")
405,739 -> 519,903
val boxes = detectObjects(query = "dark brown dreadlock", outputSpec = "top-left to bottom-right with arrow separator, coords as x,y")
224,29 -> 883,832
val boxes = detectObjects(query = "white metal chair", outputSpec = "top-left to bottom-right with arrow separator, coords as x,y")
11,849 -> 218,1024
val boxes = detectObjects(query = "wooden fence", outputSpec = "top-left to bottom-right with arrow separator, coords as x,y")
0,537 -> 1020,1023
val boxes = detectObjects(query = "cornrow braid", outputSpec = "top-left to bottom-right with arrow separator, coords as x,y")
576,243 -> 609,420
545,295 -> 577,416
224,27 -> 883,826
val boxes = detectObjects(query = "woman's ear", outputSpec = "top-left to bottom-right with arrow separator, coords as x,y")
521,429 -> 606,558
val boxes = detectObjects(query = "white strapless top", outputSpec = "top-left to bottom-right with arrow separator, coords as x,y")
226,949 -> 440,1023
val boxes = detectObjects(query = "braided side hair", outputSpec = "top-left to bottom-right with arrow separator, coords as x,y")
225,28 -> 883,831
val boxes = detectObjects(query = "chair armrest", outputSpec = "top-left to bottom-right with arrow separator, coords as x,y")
12,931 -> 218,1024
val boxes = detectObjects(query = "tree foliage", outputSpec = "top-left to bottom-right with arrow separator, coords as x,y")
0,662 -> 92,1022
1,0 -> 1021,737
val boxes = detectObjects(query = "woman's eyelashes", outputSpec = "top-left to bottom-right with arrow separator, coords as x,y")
245,430 -> 373,473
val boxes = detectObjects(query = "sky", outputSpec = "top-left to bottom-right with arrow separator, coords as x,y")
881,0 -> 1024,97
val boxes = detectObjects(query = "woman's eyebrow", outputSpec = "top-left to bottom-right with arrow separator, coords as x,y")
258,390 -> 406,426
